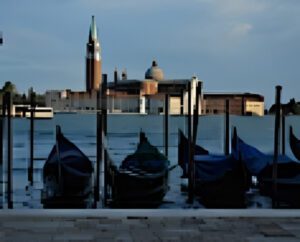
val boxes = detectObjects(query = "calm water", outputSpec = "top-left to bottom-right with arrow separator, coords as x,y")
1,113 -> 300,208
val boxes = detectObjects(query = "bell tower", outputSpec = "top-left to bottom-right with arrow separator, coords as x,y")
86,16 -> 101,92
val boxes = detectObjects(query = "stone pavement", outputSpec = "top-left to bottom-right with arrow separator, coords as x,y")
1,210 -> 300,242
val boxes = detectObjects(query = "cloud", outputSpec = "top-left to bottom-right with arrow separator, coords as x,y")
192,0 -> 268,18
76,0 -> 173,11
229,23 -> 253,36
215,0 -> 267,16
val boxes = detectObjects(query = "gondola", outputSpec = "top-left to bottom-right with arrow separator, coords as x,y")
41,126 -> 94,208
290,126 -> 300,160
232,128 -> 300,207
178,129 -> 249,208
178,129 -> 209,178
111,132 -> 169,207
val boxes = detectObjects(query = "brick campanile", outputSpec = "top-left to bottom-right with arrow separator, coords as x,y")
86,15 -> 101,92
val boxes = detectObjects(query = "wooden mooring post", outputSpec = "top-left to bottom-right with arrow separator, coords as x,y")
102,74 -> 108,136
94,85 -> 102,205
0,94 -> 4,207
281,109 -> 285,155
187,81 -> 194,203
28,92 -> 36,185
5,92 -> 13,209
272,85 -> 282,208
101,74 -> 108,207
224,99 -> 230,155
164,94 -> 169,158
189,82 -> 201,205
192,82 -> 201,145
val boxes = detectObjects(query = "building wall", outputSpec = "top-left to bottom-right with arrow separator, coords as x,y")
245,100 -> 264,116
203,94 -> 264,116
170,97 -> 181,115
141,81 -> 158,95
46,79 -> 264,116
148,95 -> 164,114
107,95 -> 140,113
45,90 -> 98,112
45,90 -> 69,111
203,97 -> 242,115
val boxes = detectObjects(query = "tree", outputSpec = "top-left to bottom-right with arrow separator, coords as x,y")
1,81 -> 17,94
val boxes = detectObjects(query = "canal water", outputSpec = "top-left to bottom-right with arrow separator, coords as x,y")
1,114 -> 300,209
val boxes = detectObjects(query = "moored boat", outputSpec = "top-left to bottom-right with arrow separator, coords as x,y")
233,128 -> 300,207
290,126 -> 300,160
41,126 -> 94,208
178,129 -> 249,208
178,129 -> 209,178
111,132 -> 169,207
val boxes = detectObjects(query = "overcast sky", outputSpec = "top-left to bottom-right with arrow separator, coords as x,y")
1,0 -> 300,107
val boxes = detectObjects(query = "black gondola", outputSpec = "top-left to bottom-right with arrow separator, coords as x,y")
178,129 -> 249,208
233,129 -> 300,207
178,129 -> 209,178
290,126 -> 300,160
41,126 -> 94,208
111,132 -> 169,207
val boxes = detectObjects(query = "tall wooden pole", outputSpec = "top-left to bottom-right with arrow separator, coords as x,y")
192,83 -> 201,145
224,99 -> 230,155
28,92 -> 35,185
190,82 -> 201,205
281,109 -> 285,155
0,95 -> 5,208
102,74 -> 108,206
6,92 -> 13,208
95,85 -> 101,205
272,85 -> 282,208
164,94 -> 169,157
187,81 -> 193,203
102,74 -> 108,136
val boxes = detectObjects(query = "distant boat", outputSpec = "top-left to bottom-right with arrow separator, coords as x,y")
25,107 -> 54,119
178,129 -> 249,208
289,126 -> 300,160
111,132 -> 169,207
233,128 -> 300,208
12,105 -> 54,119
41,126 -> 94,208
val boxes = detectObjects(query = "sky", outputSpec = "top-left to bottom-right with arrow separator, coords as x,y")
1,0 -> 300,107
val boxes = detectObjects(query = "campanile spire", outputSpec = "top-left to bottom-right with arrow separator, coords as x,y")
86,15 -> 101,92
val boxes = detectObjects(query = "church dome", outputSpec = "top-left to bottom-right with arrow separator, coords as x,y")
145,60 -> 164,81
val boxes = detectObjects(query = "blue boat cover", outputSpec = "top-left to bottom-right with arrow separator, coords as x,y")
232,135 -> 297,176
194,155 -> 237,182
178,130 -> 209,177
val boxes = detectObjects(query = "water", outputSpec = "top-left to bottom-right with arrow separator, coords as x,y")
1,113 -> 300,209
